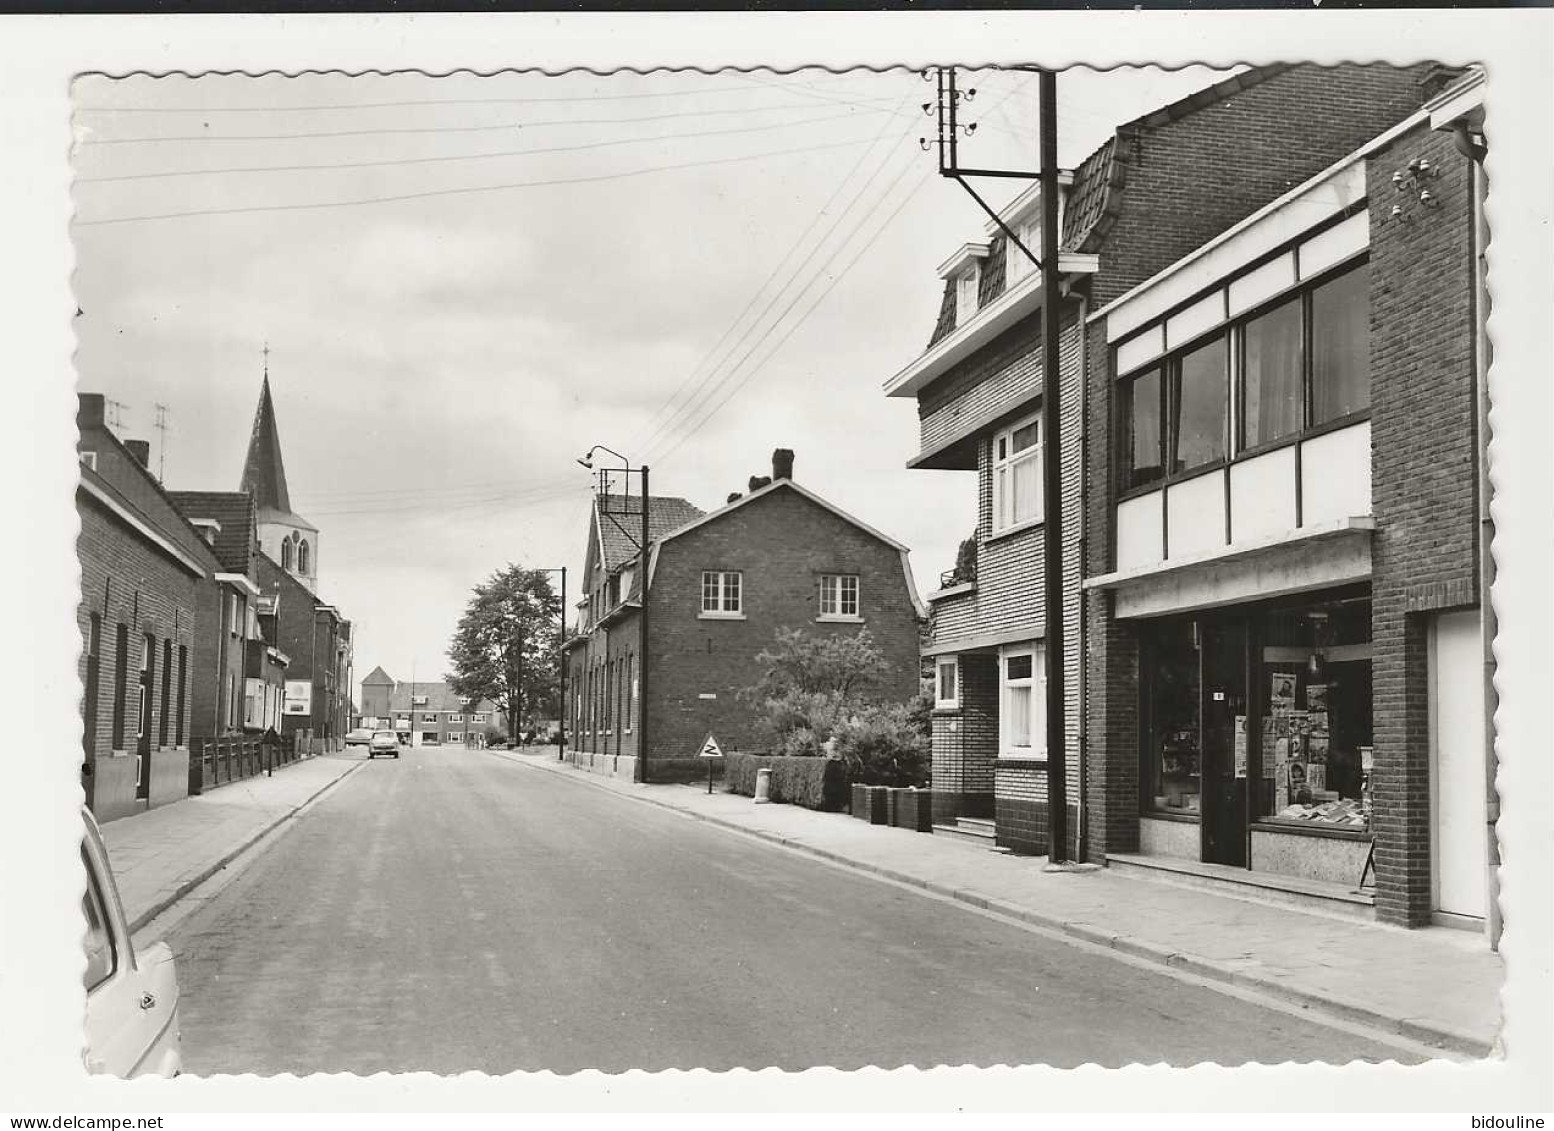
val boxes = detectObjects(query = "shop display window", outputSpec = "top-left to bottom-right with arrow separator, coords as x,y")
1142,618 -> 1201,815
1254,597 -> 1373,832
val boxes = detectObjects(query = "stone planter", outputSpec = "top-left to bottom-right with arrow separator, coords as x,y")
891,787 -> 936,832
865,785 -> 890,825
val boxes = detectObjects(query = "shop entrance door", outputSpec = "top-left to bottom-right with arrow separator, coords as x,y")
1200,618 -> 1248,867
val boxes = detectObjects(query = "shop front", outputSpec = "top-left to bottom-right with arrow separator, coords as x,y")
1137,585 -> 1374,888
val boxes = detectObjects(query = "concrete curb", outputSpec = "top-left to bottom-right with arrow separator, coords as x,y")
500,751 -> 1493,1060
125,758 -> 366,935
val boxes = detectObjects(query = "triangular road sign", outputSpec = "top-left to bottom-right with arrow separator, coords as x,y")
699,733 -> 724,758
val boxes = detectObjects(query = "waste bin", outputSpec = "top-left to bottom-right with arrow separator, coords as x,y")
754,767 -> 772,804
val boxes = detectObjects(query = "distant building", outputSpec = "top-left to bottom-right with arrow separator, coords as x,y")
563,450 -> 926,782
357,669 -> 501,746
76,394 -> 220,821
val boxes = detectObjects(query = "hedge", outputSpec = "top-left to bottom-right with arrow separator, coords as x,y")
724,752 -> 850,811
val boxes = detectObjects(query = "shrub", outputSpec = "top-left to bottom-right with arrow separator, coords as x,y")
833,702 -> 931,787
723,752 -> 849,811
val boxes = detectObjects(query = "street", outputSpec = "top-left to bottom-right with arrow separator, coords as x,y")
159,745 -> 1419,1074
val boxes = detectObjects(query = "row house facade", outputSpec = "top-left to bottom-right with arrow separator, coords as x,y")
887,63 -> 1491,936
76,372 -> 357,821
77,395 -> 219,822
563,450 -> 926,782
357,669 -> 501,746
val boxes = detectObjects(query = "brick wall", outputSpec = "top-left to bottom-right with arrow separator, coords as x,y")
643,485 -> 923,767
76,493 -> 200,822
1087,63 -> 1443,307
929,652 -> 998,823
1077,64 -> 1447,866
1367,126 -> 1479,926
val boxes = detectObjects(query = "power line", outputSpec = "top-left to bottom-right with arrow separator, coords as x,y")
643,146 -> 922,464
625,90 -> 915,452
73,72 -> 878,114
653,165 -> 933,467
644,74 -> 1032,462
77,99 -> 853,147
74,134 -> 882,227
637,130 -> 917,457
75,106 -> 888,185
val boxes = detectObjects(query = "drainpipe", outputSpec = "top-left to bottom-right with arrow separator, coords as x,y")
1075,292 -> 1091,862
1468,150 -> 1500,951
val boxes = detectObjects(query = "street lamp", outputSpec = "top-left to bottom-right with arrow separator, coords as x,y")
577,443 -> 651,785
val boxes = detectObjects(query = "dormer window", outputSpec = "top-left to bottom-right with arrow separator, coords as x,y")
1005,215 -> 1042,286
936,242 -> 990,333
955,269 -> 979,328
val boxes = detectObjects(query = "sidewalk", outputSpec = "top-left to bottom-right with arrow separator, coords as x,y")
500,748 -> 1504,1059
101,753 -> 364,934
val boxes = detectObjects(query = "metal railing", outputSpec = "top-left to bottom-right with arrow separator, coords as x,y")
189,732 -> 302,795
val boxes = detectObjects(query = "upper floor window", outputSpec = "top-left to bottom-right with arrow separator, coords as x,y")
281,538 -> 294,570
1004,218 -> 1041,286
701,570 -> 742,616
992,413 -> 1043,533
955,268 -> 979,328
449,713 -> 463,723
935,657 -> 960,709
298,540 -> 311,574
818,575 -> 860,620
1118,260 -> 1371,494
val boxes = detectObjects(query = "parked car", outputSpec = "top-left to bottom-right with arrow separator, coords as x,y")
367,730 -> 401,759
344,728 -> 374,748
82,807 -> 182,1078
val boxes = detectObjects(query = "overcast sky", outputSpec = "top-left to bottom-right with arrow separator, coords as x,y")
71,64 -> 1233,699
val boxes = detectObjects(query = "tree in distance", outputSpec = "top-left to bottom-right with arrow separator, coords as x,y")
447,565 -> 562,742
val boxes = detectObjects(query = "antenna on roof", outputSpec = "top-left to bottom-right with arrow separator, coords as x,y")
105,398 -> 130,431
153,402 -> 170,483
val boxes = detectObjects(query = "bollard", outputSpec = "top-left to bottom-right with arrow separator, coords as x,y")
753,766 -> 772,804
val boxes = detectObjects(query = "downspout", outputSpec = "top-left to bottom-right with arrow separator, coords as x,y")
1466,143 -> 1500,951
1075,291 -> 1090,862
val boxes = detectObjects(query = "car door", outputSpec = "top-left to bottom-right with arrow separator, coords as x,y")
82,816 -> 182,1077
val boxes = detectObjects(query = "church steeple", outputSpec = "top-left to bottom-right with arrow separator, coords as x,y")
240,350 -> 292,515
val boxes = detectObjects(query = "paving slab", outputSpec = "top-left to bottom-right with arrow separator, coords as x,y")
100,753 -> 365,933
501,749 -> 1504,1059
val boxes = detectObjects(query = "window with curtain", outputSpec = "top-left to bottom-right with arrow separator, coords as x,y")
1241,295 -> 1304,449
992,414 -> 1043,532
1170,334 -> 1229,474
1311,262 -> 1371,424
1000,646 -> 1045,758
1120,367 -> 1165,492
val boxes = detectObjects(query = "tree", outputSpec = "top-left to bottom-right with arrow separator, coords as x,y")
446,566 -> 561,741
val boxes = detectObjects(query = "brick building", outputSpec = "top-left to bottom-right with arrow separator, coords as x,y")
255,551 -> 353,749
563,450 -> 926,783
885,64 -> 1492,935
76,394 -> 220,821
357,669 -> 501,746
167,489 -> 290,744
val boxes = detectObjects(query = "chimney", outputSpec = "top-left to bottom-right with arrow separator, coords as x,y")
125,439 -> 151,468
726,492 -> 743,505
77,393 -> 105,431
748,475 -> 772,493
772,448 -> 795,481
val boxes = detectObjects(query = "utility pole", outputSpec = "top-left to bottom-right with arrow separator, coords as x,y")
638,465 -> 650,785
924,65 -> 1070,862
1039,68 -> 1070,864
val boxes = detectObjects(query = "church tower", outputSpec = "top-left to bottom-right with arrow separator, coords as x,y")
241,353 -> 320,593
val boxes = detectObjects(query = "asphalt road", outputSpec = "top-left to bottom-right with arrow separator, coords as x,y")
163,745 -> 1418,1074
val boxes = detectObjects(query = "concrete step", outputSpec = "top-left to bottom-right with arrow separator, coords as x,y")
932,819 -> 1009,851
1106,852 -> 1377,923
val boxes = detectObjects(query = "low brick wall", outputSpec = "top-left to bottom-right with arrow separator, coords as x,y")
864,785 -> 890,825
647,756 -> 722,786
563,749 -> 639,781
892,788 -> 935,832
